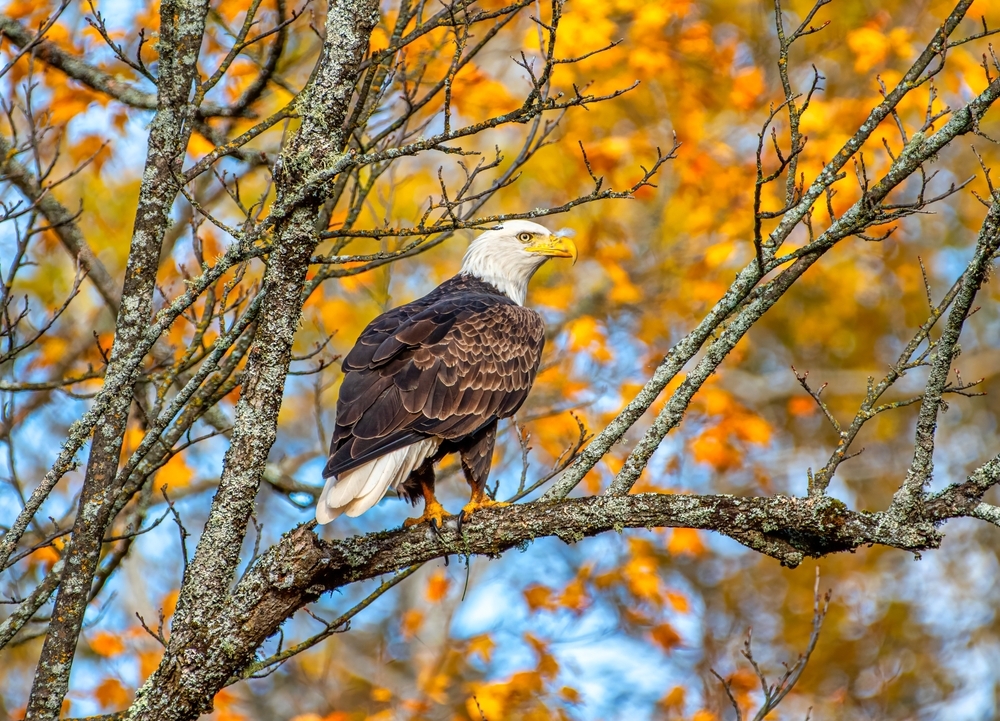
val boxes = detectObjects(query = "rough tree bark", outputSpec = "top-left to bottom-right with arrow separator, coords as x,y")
125,1 -> 381,718
23,1 -> 209,716
0,1 -> 999,718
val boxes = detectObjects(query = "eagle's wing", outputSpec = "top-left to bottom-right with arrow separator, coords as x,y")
322,292 -> 545,479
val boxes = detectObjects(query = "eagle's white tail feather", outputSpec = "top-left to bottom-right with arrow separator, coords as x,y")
316,439 -> 439,524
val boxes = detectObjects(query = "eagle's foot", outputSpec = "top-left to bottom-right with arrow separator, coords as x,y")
459,497 -> 509,527
404,499 -> 452,530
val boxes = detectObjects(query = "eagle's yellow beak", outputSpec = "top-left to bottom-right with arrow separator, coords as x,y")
526,235 -> 578,264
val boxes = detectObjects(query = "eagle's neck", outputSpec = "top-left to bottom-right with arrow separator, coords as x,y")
459,243 -> 543,305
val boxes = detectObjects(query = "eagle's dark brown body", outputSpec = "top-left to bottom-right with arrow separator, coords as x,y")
321,273 -> 545,515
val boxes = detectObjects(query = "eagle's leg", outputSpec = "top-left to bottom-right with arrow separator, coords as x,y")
402,459 -> 452,529
458,424 -> 509,525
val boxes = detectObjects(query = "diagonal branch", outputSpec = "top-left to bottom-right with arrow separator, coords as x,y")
890,198 -> 1000,517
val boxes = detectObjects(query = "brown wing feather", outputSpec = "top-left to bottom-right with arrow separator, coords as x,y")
323,277 -> 545,479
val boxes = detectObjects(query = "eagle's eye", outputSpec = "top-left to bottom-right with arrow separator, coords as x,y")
517,232 -> 533,243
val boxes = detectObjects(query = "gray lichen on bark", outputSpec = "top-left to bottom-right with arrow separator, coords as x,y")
24,0 -> 211,717
125,2 -> 382,718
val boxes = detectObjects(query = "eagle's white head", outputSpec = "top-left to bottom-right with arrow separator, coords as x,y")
460,220 -> 577,305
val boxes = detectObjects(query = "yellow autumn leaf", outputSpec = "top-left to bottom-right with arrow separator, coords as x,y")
660,685 -> 686,711
704,240 -> 735,268
467,685 -> 506,720
565,315 -> 600,350
467,633 -> 495,663
187,132 -> 215,158
847,26 -> 889,72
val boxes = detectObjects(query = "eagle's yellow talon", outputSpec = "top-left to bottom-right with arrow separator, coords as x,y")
404,500 -> 452,528
459,497 -> 509,523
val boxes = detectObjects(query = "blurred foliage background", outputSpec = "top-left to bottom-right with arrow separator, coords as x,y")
2,0 -> 1000,718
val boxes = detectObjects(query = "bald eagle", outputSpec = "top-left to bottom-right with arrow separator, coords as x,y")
316,220 -> 577,526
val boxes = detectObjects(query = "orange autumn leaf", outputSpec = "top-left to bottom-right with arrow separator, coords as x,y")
666,590 -> 690,614
139,650 -> 163,681
30,545 -> 60,570
606,262 -> 643,304
560,685 -> 582,704
726,668 -> 759,694
736,415 -> 772,446
400,608 -> 423,640
89,630 -> 126,657
788,396 -> 817,417
523,584 -> 554,612
690,430 -> 733,470
48,95 -> 94,126
650,623 -> 682,652
4,0 -> 38,19
213,688 -> 246,721
526,633 -> 560,680
94,678 -> 130,709
668,528 -> 705,556
449,65 -> 518,118
730,67 -> 765,111
68,135 -> 108,172
162,589 -> 179,619
425,568 -> 450,602
155,453 -> 193,491
558,577 -> 590,614
623,555 -> 662,602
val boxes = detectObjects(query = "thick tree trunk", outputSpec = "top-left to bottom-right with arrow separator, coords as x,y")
23,2 -> 208,717
124,1 -> 381,718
